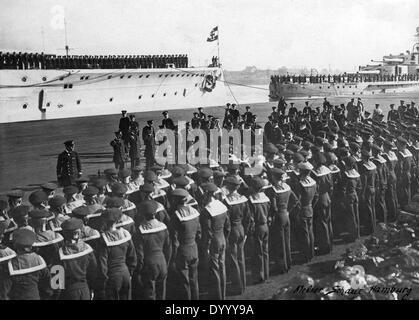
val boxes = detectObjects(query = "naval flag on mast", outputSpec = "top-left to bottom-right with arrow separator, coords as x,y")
207,26 -> 219,42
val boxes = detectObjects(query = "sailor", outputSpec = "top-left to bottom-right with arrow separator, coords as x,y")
47,195 -> 70,233
128,128 -> 141,170
0,218 -> 17,300
294,162 -> 317,263
28,190 -> 51,218
82,186 -> 104,222
244,106 -> 253,125
359,149 -> 377,235
103,168 -> 119,195
57,140 -> 82,187
63,185 -> 85,214
142,120 -> 156,169
341,157 -> 361,241
382,140 -> 399,222
105,196 -> 135,235
93,178 -> 109,205
288,103 -> 298,119
73,177 -> 89,202
95,208 -> 137,300
41,183 -> 58,200
71,206 -> 101,246
169,189 -> 201,300
162,111 -> 175,130
201,182 -> 230,300
118,168 -> 137,195
132,201 -> 171,300
58,218 -> 98,300
119,110 -> 131,153
247,177 -> 271,283
372,104 -> 383,122
29,209 -> 64,267
371,144 -> 388,224
311,153 -> 333,255
6,190 -> 24,214
223,176 -> 252,294
110,131 -> 126,170
396,137 -> 413,208
1,229 -> 52,300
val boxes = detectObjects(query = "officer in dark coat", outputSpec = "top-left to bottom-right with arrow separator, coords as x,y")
142,120 -> 156,169
119,110 -> 131,152
110,131 -> 126,170
162,111 -> 175,130
57,140 -> 82,187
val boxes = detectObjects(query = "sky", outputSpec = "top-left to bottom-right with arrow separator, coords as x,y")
1,0 -> 419,71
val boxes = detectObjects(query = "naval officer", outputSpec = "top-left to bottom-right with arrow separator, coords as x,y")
56,140 -> 82,187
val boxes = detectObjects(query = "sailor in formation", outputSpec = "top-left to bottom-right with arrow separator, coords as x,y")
1,98 -> 419,300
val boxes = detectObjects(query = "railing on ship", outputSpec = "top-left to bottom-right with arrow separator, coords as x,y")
270,74 -> 419,85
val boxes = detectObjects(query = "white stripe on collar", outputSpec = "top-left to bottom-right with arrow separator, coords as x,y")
59,244 -> 93,261
328,166 -> 341,174
345,170 -> 360,179
272,184 -> 291,194
122,202 -> 136,212
115,215 -> 134,228
0,251 -> 16,263
399,149 -> 413,158
86,212 -> 102,219
205,199 -> 228,217
102,230 -> 132,246
312,166 -> 331,177
249,193 -> 270,204
156,178 -> 170,190
151,190 -> 166,198
383,152 -> 398,162
299,176 -> 316,188
82,230 -> 100,242
33,233 -> 64,247
8,256 -> 47,276
175,208 -> 200,222
362,161 -> 377,171
373,155 -> 387,164
139,221 -> 167,234
156,202 -> 165,213
225,195 -> 248,205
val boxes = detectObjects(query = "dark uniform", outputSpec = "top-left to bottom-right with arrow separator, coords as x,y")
293,170 -> 317,263
224,186 -> 251,294
1,229 -> 52,300
201,187 -> 230,300
96,209 -> 137,300
142,122 -> 156,169
341,165 -> 362,241
132,201 -> 172,300
396,143 -> 413,208
57,141 -> 82,187
110,135 -> 126,170
359,158 -> 378,235
382,147 -> 399,222
311,165 -> 333,254
372,151 -> 388,224
171,200 -> 201,300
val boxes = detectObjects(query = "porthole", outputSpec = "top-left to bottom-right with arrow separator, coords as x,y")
128,75 -> 132,79
120,75 -> 124,79
163,93 -> 167,97
174,92 -> 178,95
59,77 -> 64,81
23,103 -> 28,109
319,86 -> 322,89
151,94 -> 155,98
159,75 -> 163,78
337,86 -> 339,89
186,74 -> 190,77
355,85 -> 358,88
146,75 -> 150,78
165,74 -> 168,78
327,86 -> 330,89
64,84 -> 68,89
76,100 -> 81,105
80,76 -> 84,80
85,76 -> 89,80
46,102 -> 51,107
69,84 -> 73,89
108,75 -> 112,79
176,74 -> 180,77
181,74 -> 185,77
171,74 -> 174,77
42,77 -> 47,81
138,95 -> 142,99
195,83 -> 198,87
22,77 -> 27,82
110,97 -> 113,102
139,75 -> 143,78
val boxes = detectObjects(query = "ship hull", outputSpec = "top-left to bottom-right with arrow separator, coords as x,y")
0,67 -> 227,123
269,80 -> 419,101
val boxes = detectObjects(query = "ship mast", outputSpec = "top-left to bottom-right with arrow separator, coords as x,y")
64,18 -> 69,57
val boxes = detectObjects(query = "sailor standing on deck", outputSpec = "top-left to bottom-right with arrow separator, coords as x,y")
57,140 -> 82,187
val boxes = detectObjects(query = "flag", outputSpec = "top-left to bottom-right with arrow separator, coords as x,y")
207,26 -> 218,42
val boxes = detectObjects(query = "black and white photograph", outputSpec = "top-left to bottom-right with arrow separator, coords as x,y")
1,0 -> 419,307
